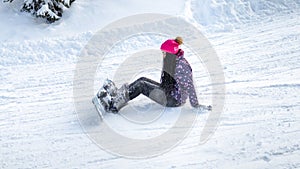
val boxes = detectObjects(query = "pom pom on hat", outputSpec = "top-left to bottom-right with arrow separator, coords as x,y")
175,36 -> 183,45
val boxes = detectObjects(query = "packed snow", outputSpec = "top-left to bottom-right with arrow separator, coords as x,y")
0,0 -> 299,168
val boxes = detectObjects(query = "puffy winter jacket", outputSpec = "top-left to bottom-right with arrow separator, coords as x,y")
170,51 -> 199,107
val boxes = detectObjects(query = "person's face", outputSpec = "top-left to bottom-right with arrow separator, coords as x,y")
162,51 -> 166,58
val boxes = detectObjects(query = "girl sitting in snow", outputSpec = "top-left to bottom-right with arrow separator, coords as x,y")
94,37 -> 211,113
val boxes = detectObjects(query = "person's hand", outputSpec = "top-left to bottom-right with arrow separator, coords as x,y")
195,104 -> 212,111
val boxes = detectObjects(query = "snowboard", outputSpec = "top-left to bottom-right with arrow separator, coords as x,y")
92,79 -> 117,120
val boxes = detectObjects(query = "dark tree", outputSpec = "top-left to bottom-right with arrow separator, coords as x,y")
4,0 -> 75,23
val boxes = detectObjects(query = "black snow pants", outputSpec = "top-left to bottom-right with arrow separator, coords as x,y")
128,77 -> 180,107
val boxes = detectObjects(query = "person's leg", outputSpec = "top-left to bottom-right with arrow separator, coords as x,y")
128,77 -> 179,107
129,77 -> 161,99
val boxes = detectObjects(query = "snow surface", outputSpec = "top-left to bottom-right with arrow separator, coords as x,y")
1,0 -> 300,168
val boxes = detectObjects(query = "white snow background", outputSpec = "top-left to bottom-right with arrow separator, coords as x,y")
1,0 -> 300,168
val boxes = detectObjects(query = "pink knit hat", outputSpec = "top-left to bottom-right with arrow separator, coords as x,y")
160,39 -> 180,54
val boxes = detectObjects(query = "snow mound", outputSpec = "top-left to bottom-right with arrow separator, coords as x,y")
190,0 -> 300,32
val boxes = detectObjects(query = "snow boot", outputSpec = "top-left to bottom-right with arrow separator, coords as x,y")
97,79 -> 118,98
109,84 -> 130,113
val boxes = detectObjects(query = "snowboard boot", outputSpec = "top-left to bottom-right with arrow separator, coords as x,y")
97,79 -> 118,98
109,84 -> 130,113
93,87 -> 113,112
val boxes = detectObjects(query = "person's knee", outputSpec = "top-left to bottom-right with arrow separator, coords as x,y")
135,77 -> 149,87
130,77 -> 146,92
137,77 -> 148,82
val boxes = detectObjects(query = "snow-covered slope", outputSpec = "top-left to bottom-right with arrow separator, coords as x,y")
189,0 -> 300,32
1,0 -> 300,168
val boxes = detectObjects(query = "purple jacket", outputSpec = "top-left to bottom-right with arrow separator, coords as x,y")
170,52 -> 199,107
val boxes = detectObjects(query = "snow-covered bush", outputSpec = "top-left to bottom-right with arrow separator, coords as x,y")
4,0 -> 75,23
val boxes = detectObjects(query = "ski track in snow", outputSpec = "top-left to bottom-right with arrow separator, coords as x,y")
1,1 -> 300,169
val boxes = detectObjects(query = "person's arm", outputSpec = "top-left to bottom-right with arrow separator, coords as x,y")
186,76 -> 199,107
175,59 -> 199,107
